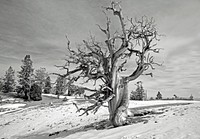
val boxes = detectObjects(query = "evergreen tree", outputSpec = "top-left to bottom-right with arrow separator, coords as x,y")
30,83 -> 42,101
173,94 -> 178,100
35,67 -> 48,90
0,78 -> 4,92
43,76 -> 51,94
130,90 -> 137,100
130,81 -> 144,100
189,94 -> 194,100
156,91 -> 162,100
3,66 -> 15,93
135,81 -> 145,100
149,97 -> 154,100
55,76 -> 66,98
18,55 -> 34,100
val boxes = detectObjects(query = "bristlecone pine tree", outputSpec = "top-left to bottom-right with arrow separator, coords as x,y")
3,66 -> 15,93
54,2 -> 162,127
18,55 -> 34,100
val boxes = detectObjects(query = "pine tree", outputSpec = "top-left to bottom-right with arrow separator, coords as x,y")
35,67 -> 48,90
55,76 -> 66,98
156,91 -> 162,100
130,81 -> 144,100
53,2 -> 162,126
150,97 -> 154,100
130,90 -> 137,100
189,94 -> 194,100
3,66 -> 15,93
0,78 -> 4,92
173,94 -> 178,100
18,55 -> 34,100
135,81 -> 145,100
30,83 -> 42,101
44,76 -> 51,94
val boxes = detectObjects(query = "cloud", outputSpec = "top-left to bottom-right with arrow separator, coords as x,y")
136,37 -> 200,98
0,0 -> 200,98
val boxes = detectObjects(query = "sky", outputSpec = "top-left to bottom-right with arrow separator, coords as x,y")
0,0 -> 200,98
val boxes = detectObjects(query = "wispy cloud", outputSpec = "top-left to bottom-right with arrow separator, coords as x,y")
133,37 -> 200,98
0,0 -> 200,97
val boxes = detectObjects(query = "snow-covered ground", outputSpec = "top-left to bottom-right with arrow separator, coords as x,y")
129,100 -> 198,108
0,103 -> 26,109
42,94 -> 68,99
0,104 -> 26,115
0,98 -> 26,115
0,99 -> 199,139
68,102 -> 200,139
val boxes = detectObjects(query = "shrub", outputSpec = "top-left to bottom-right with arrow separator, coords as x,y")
30,84 -> 42,101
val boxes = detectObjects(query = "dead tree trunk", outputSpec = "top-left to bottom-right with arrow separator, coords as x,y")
109,73 -> 129,126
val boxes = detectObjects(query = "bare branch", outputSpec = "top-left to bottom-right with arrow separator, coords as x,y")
126,65 -> 146,81
142,73 -> 153,77
117,60 -> 127,72
96,24 -> 107,35
51,68 -> 82,78
54,2 -> 163,121
105,2 -> 126,40
54,65 -> 69,71
74,93 -> 115,116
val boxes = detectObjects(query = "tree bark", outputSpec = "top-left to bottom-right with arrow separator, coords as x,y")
108,71 -> 130,127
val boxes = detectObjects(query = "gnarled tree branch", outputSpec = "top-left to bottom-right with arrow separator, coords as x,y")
54,1 -> 163,123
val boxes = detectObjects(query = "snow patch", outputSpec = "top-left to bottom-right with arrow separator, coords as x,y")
0,103 -> 26,109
